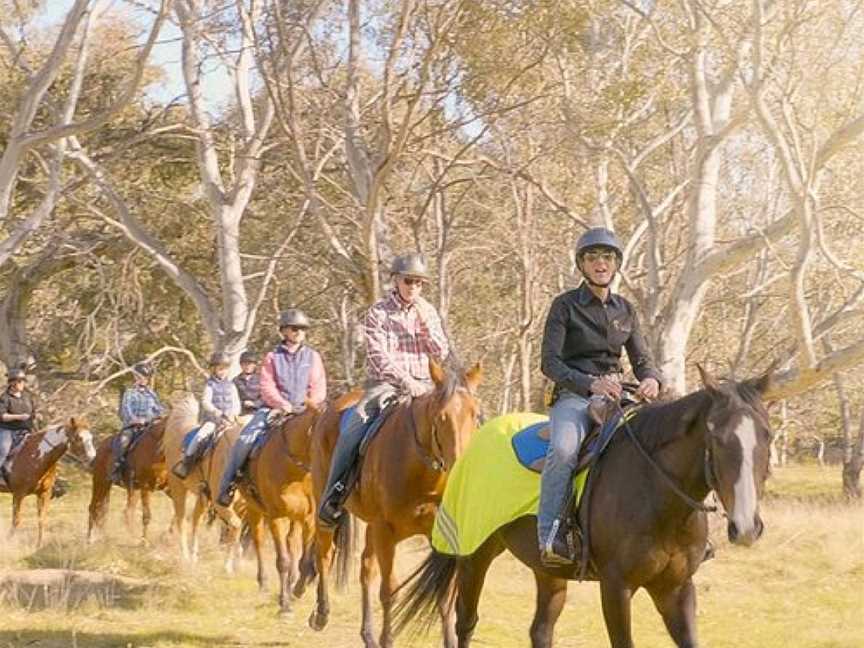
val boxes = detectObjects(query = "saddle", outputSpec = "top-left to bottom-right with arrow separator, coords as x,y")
322,395 -> 401,512
528,393 -> 642,578
111,422 -> 154,486
182,421 -> 230,467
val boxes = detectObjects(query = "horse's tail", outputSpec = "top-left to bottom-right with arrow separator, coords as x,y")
392,549 -> 459,637
333,512 -> 355,592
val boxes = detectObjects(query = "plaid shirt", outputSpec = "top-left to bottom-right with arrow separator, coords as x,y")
119,385 -> 165,428
364,290 -> 449,388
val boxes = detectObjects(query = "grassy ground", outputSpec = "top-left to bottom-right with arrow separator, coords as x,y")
0,463 -> 861,647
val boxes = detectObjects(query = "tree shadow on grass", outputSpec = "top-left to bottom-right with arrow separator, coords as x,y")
0,628 -> 295,647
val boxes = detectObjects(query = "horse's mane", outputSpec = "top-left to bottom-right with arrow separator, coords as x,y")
616,389 -> 711,454
433,356 -> 470,406
619,378 -> 769,454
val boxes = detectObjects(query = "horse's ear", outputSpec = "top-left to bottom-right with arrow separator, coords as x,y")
68,417 -> 78,428
465,362 -> 483,394
429,357 -> 445,386
750,360 -> 778,397
697,363 -> 723,397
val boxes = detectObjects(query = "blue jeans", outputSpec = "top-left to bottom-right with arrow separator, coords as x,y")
537,391 -> 592,546
217,409 -> 270,501
0,428 -> 15,471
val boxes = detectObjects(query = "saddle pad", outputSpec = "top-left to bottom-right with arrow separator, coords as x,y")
431,412 -> 588,557
181,426 -> 200,452
339,399 -> 397,456
511,410 -> 626,474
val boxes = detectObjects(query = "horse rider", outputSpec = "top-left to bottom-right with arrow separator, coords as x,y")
538,227 -> 662,566
112,362 -> 166,484
318,253 -> 450,528
234,350 -> 262,416
173,352 -> 241,479
0,367 -> 37,484
216,309 -> 326,507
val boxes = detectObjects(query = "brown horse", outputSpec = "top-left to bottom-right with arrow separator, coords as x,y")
1,418 -> 96,547
309,359 -> 483,648
87,415 -> 169,543
242,404 -> 321,617
163,394 -> 248,572
394,366 -> 775,648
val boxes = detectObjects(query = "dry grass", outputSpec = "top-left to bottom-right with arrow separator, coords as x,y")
0,463 -> 861,647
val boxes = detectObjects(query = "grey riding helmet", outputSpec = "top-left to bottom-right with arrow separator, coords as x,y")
278,308 -> 311,329
390,253 -> 431,280
575,227 -> 623,264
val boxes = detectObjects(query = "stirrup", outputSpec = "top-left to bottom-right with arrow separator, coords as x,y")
540,519 -> 576,567
172,459 -> 191,479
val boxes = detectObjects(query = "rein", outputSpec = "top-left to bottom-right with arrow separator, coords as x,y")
407,399 -> 446,473
618,404 -> 718,515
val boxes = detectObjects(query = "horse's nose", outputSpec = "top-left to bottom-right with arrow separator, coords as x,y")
727,515 -> 763,546
727,520 -> 739,543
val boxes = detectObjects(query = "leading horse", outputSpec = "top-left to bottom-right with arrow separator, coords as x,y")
395,366 -> 775,648
309,359 -> 483,648
1,417 -> 96,547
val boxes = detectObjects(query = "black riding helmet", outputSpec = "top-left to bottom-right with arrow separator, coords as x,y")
575,227 -> 624,264
239,350 -> 258,364
132,362 -> 154,378
7,367 -> 26,382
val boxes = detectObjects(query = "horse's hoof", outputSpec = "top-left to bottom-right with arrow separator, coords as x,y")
277,607 -> 292,621
291,585 -> 306,599
308,610 -> 328,631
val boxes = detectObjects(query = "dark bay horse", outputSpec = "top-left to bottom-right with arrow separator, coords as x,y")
1,418 -> 96,547
242,404 -> 321,617
395,366 -> 775,648
88,415 -> 169,543
309,359 -> 483,648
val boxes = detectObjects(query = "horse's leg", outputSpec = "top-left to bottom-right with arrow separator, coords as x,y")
286,520 -> 304,594
36,488 -> 51,549
125,488 -> 140,535
189,494 -> 208,565
169,483 -> 190,561
455,537 -> 505,647
371,524 -> 402,648
88,467 -> 111,543
140,488 -> 153,543
359,524 -> 381,648
268,516 -> 293,617
599,576 -> 635,648
292,517 -> 317,599
528,570 -> 569,648
309,526 -> 334,631
246,510 -> 268,592
10,493 -> 23,539
647,578 -> 699,648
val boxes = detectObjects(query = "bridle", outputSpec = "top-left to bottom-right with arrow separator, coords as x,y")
408,399 -> 446,473
618,402 -> 720,515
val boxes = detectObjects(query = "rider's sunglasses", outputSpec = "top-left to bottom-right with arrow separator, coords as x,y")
283,326 -> 305,333
583,250 -> 617,264
401,277 -> 425,287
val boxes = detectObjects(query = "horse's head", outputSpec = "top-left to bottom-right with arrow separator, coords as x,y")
698,365 -> 774,547
424,358 -> 483,469
66,416 -> 97,466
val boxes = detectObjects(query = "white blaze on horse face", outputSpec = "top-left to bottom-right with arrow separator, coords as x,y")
81,429 -> 97,461
731,415 -> 759,535
37,424 -> 67,459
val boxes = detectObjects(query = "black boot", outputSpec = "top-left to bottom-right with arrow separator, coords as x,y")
109,459 -> 126,485
172,457 -> 192,479
317,412 -> 366,528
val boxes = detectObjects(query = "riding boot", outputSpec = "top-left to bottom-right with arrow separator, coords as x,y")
172,458 -> 192,479
318,410 -> 367,528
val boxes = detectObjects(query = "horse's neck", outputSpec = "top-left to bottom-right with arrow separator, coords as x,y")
14,427 -> 67,476
652,418 -> 711,503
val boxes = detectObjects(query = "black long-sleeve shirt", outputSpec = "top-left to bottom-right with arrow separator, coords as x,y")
0,388 -> 36,431
541,283 -> 662,397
